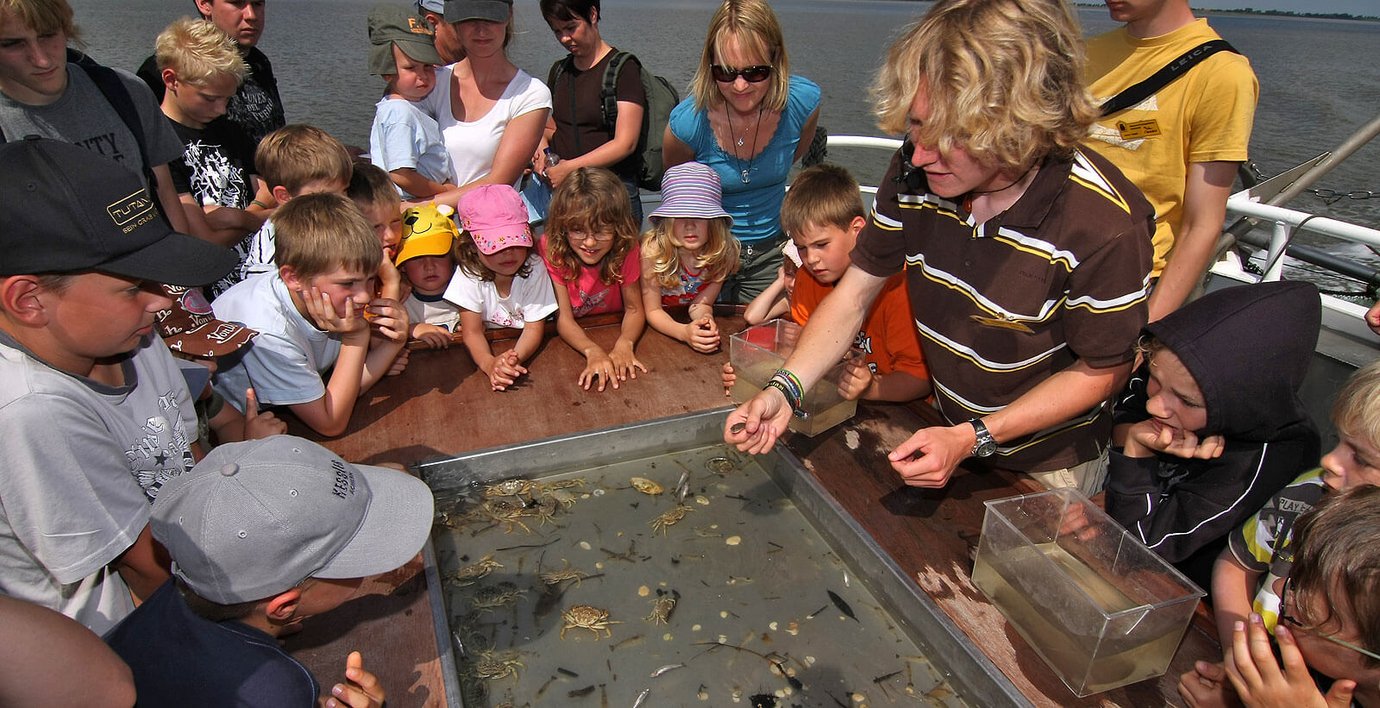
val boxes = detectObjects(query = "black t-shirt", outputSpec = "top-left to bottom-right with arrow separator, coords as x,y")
549,49 -> 647,181
137,46 -> 286,146
166,116 -> 257,209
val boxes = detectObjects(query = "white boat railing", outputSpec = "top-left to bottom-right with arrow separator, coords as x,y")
1222,192 -> 1380,281
1215,191 -> 1380,346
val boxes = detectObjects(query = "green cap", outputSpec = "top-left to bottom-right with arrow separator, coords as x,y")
368,4 -> 443,76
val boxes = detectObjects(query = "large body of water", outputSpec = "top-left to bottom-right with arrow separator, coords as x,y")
70,0 -> 1380,283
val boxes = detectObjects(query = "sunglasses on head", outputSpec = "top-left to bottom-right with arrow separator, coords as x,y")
711,64 -> 773,83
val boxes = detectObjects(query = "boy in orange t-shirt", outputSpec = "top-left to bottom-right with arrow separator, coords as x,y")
729,165 -> 930,403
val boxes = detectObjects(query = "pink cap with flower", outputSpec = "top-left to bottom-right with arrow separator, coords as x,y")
458,184 -> 533,255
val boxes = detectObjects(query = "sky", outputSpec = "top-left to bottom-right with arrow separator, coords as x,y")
1186,0 -> 1378,15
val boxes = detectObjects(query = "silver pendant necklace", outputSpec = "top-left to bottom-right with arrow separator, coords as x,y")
725,105 -> 764,184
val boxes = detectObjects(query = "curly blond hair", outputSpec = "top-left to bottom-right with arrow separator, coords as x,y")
869,0 -> 1096,173
641,216 -> 738,291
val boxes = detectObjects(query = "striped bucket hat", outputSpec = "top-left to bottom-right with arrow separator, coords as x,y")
649,162 -> 732,223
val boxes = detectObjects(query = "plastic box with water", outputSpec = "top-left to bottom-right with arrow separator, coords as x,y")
971,488 -> 1204,697
728,319 -> 858,436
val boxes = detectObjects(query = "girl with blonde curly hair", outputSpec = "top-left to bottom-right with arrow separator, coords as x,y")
640,162 -> 739,353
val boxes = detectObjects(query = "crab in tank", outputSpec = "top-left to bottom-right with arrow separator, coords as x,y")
629,476 -> 664,495
650,504 -> 693,535
471,649 -> 524,681
451,554 -> 503,586
559,604 -> 619,639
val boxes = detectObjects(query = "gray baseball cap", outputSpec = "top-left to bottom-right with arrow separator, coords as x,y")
151,436 -> 435,605
444,0 -> 511,24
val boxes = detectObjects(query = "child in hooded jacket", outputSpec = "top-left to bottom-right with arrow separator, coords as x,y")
1105,281 -> 1321,590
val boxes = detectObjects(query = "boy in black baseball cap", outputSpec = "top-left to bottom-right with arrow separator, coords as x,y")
0,138 -> 236,634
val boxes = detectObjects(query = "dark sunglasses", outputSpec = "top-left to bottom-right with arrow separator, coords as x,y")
711,64 -> 773,83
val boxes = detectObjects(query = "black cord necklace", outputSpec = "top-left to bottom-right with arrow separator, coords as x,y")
724,105 -> 764,184
960,164 -> 1037,213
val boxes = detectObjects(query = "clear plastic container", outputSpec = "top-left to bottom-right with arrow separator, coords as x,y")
728,319 -> 858,436
971,488 -> 1205,697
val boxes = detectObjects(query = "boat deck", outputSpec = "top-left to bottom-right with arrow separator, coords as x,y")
284,314 -> 1222,707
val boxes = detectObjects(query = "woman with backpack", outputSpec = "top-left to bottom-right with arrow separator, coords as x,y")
663,0 -> 821,303
536,0 -> 649,223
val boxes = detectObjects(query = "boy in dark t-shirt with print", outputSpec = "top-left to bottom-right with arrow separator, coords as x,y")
154,17 -> 270,253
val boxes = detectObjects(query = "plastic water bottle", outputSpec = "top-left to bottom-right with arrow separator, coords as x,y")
544,147 -> 560,167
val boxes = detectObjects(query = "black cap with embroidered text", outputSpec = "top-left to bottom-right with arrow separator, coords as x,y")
0,138 -> 237,286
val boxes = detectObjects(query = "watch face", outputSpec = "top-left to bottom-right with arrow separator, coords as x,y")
974,440 -> 997,457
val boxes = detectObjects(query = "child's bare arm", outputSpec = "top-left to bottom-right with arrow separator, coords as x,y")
111,524 -> 171,604
388,167 -> 451,199
325,651 -> 385,708
288,292 -> 370,437
410,322 -> 454,349
1213,551 -> 1260,651
608,281 -> 648,381
744,268 -> 789,325
459,309 -> 497,375
511,318 -> 544,364
552,281 -> 615,390
857,370 -> 931,403
639,259 -> 684,341
360,298 -> 410,390
177,193 -> 245,248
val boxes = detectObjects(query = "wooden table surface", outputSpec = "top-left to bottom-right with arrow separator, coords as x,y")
286,314 -> 1220,707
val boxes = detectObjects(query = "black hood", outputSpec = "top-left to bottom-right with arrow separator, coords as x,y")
1145,281 -> 1319,441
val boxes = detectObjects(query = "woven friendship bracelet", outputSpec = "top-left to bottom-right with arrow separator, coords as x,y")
776,368 -> 805,399
767,369 -> 804,411
764,378 -> 802,412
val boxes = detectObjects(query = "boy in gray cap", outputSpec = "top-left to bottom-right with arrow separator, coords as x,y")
367,3 -> 455,201
0,138 -> 236,635
105,435 -> 435,708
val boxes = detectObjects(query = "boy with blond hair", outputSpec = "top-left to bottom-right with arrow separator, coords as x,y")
212,193 -> 409,437
224,124 -> 354,295
155,18 -> 270,262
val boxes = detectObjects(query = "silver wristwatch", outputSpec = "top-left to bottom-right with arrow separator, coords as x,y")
969,418 -> 997,458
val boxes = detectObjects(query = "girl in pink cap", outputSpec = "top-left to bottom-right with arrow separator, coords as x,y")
640,162 -> 739,353
541,167 -> 647,392
444,184 -> 558,391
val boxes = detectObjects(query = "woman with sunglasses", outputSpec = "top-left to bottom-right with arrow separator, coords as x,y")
663,0 -> 821,303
